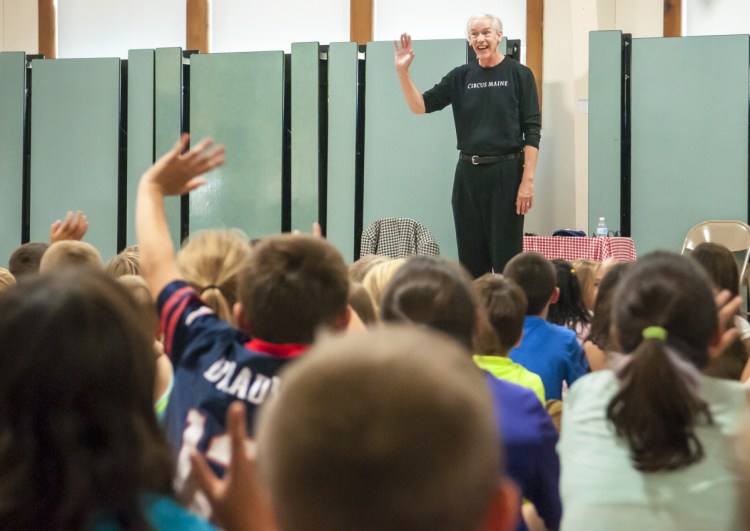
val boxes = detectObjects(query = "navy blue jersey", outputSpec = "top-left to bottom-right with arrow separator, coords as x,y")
157,281 -> 306,516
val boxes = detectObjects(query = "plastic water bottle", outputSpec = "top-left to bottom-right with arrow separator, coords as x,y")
596,217 -> 608,237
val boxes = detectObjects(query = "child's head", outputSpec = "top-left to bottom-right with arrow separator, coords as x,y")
256,326 -> 507,531
348,282 -> 377,325
177,229 -> 252,323
607,252 -> 717,472
588,262 -> 631,350
0,270 -> 172,528
117,274 -> 159,338
547,260 -> 591,328
348,254 -> 390,283
571,259 -> 599,312
8,242 -> 49,279
503,252 -> 556,316
472,273 -> 527,356
0,269 -> 15,294
689,242 -> 740,296
361,258 -> 406,314
105,248 -> 141,278
380,256 -> 476,349
38,241 -> 102,273
237,234 -> 349,344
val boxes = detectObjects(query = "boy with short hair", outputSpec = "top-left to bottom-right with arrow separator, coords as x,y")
38,240 -> 103,273
503,252 -> 587,400
472,273 -> 546,403
379,255 -> 562,531
195,327 -> 521,531
136,135 -> 350,515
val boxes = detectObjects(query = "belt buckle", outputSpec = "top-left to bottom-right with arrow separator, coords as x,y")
471,155 -> 479,165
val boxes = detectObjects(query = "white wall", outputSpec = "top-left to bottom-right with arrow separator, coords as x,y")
213,0 -> 350,53
0,0 -> 38,53
375,0 -> 526,61
685,0 -> 750,36
57,0 -> 184,58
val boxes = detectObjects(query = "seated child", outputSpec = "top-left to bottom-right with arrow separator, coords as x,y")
379,255 -> 562,531
504,252 -> 587,400
136,135 -> 350,516
39,240 -> 103,273
0,270 -> 212,530
472,273 -> 546,403
195,327 -> 521,531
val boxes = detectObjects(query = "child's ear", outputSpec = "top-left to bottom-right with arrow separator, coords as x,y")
233,302 -> 252,334
548,287 -> 560,305
334,306 -> 352,331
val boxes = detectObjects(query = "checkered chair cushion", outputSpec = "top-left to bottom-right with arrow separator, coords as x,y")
360,218 -> 440,259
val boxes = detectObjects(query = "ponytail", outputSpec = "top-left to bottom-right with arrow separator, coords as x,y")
607,331 -> 712,472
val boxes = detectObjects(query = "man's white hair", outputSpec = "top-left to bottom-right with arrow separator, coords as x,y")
465,14 -> 503,39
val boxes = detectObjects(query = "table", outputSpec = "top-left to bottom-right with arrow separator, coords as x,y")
522,236 -> 637,262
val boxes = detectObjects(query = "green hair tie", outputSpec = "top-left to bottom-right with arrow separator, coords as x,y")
642,326 -> 668,341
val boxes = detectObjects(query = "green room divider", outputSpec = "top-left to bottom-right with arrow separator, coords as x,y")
363,39 -> 466,260
189,51 -> 285,239
30,58 -> 122,260
0,52 -> 25,260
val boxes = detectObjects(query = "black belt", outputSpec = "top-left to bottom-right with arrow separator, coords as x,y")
459,152 -> 522,165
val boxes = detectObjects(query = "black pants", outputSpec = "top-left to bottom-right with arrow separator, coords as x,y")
451,156 -> 524,278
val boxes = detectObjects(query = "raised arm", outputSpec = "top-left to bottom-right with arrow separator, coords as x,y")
136,134 -> 225,298
394,33 -> 426,115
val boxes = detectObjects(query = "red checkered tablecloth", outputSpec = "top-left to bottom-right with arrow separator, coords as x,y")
522,236 -> 637,262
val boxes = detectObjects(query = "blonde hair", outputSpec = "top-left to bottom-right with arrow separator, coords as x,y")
349,254 -> 390,283
572,259 -> 599,312
0,269 -> 16,294
361,258 -> 406,314
117,274 -> 158,336
105,249 -> 141,278
39,241 -> 103,273
177,229 -> 251,323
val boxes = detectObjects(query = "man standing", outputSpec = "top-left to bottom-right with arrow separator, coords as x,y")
394,14 -> 541,277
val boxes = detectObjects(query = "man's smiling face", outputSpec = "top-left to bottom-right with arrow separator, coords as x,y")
468,17 -> 502,61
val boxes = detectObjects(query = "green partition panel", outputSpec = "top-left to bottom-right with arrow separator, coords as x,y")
363,39 -> 466,260
30,58 -> 121,260
291,42 -> 320,233
126,49 -> 155,248
0,52 -> 25,258
631,35 -> 749,255
155,48 -> 183,246
189,52 -> 285,238
326,42 -> 358,260
588,31 -> 623,235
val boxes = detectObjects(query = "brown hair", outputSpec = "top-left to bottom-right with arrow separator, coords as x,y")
380,256 -> 476,349
239,234 -> 349,344
472,273 -> 527,355
8,242 -> 49,279
256,326 -> 500,531
39,241 -> 102,273
177,229 -> 252,323
0,270 -> 173,528
607,252 -> 715,472
690,242 -> 740,297
588,263 -> 631,350
503,252 -> 556,316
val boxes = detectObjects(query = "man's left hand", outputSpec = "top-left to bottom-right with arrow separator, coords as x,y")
516,179 -> 534,215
